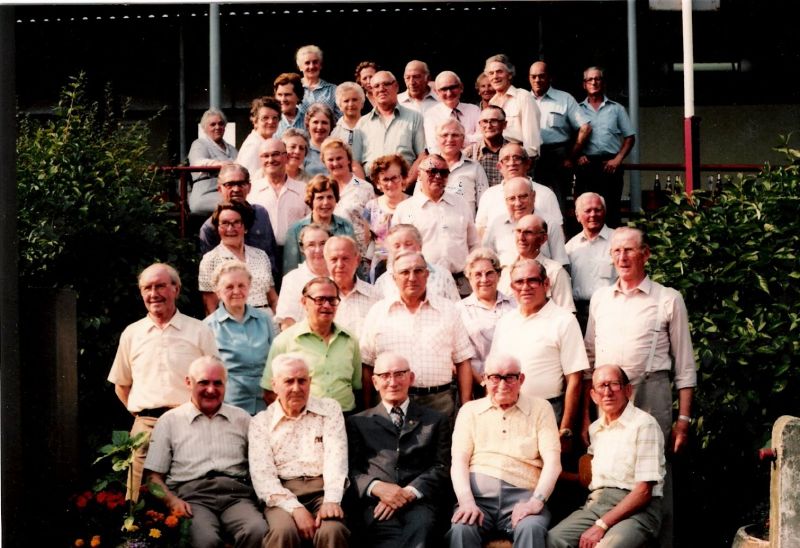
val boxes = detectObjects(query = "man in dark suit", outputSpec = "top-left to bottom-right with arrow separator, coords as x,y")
346,352 -> 452,548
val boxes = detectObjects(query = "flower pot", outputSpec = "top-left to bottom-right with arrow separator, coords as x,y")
732,525 -> 769,548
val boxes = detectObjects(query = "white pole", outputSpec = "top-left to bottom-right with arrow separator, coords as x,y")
627,0 -> 641,213
209,3 -> 221,110
682,0 -> 695,118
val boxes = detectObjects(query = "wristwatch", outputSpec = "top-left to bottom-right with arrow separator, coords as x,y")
559,428 -> 573,439
532,492 -> 547,503
595,518 -> 609,531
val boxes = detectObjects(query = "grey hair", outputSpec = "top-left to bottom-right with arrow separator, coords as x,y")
335,81 -> 365,107
464,247 -> 502,278
272,352 -> 310,378
200,108 -> 227,127
485,54 -> 516,78
188,355 -> 228,382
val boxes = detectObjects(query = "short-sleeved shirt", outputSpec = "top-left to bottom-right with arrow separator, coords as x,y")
198,244 -> 275,308
589,401 -> 666,497
444,155 -> 490,218
144,401 -> 251,487
334,279 -> 380,338
535,86 -> 589,146
491,300 -> 589,400
451,394 -> 560,490
263,320 -> 362,412
565,226 -> 617,301
274,261 -> 318,325
331,120 -> 364,163
247,176 -> 310,246
302,79 -> 341,120
578,95 -> 635,156
357,105 -> 425,176
282,215 -> 355,275
107,312 -> 219,413
199,203 -> 278,276
476,178 -> 564,232
423,101 -> 481,154
397,89 -> 440,116
457,291 -> 517,375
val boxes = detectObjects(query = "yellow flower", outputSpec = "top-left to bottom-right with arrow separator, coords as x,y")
149,528 -> 162,539
74,539 -> 85,547
90,535 -> 101,547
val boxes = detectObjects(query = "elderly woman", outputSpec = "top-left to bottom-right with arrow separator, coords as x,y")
331,82 -> 367,177
303,103 -> 335,177
436,118 -> 490,217
198,201 -> 278,316
456,248 -> 516,386
274,223 -> 331,331
236,96 -> 281,176
322,137 -> 375,277
282,174 -> 355,274
296,44 -> 340,119
475,72 -> 495,110
354,60 -> 378,111
281,127 -> 312,183
188,108 -> 238,215
362,154 -> 410,278
204,261 -> 275,415
484,53 -> 541,159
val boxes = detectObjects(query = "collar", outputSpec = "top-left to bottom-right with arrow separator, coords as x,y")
292,318 -> 349,341
462,290 -> 514,309
381,398 -> 410,416
146,310 -> 186,332
474,393 -> 532,415
579,225 -> 614,242
367,104 -> 401,120
214,304 -> 261,323
181,401 -> 233,424
580,95 -> 613,108
613,275 -> 652,296
268,396 -> 332,430
596,400 -> 637,430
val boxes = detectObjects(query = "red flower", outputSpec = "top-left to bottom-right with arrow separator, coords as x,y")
164,515 -> 179,528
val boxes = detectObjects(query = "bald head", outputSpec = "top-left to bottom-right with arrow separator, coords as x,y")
504,177 -> 535,220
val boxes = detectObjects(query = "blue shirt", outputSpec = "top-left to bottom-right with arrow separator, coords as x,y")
276,104 -> 307,139
204,305 -> 275,415
282,214 -> 355,274
535,87 -> 589,145
302,79 -> 341,121
304,145 -> 327,177
578,95 -> 635,156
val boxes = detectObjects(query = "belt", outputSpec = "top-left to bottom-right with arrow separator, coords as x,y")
409,383 -> 452,395
540,142 -> 569,151
137,407 -> 172,418
204,471 -> 251,485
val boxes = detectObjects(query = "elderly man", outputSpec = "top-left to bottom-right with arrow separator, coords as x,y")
466,105 -> 509,188
107,263 -> 219,499
447,353 -> 561,548
144,357 -> 267,548
398,60 -> 440,115
357,70 -> 426,185
483,177 -> 571,287
347,352 -> 451,548
323,235 -> 379,338
250,353 -> 350,548
584,227 -> 696,547
274,72 -> 307,138
475,143 -> 567,267
199,163 -> 279,280
373,224 -> 460,302
361,251 -> 474,421
263,277 -> 363,413
529,61 -> 591,209
565,192 -> 617,332
424,70 -> 481,153
547,365 -> 665,548
435,118 -> 489,217
576,67 -> 636,227
248,138 -> 310,274
491,259 -> 587,441
492,213 -> 575,313
393,154 -> 478,296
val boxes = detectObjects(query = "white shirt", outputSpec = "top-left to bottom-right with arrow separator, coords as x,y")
489,85 -> 541,158
397,89 -> 440,117
497,255 -> 576,313
248,175 -> 310,246
482,212 -> 569,269
374,262 -> 461,302
491,300 -> 589,400
335,278 -> 380,338
444,155 -> 490,218
423,101 -> 481,154
236,130 -> 268,177
275,261 -> 317,325
392,191 -> 478,274
476,177 -> 564,232
565,226 -> 617,301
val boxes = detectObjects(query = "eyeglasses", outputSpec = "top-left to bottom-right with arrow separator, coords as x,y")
485,373 -> 521,384
372,81 -> 395,89
479,118 -> 503,126
259,152 -> 286,160
529,74 -> 547,80
423,167 -> 450,178
584,77 -> 603,83
470,269 -> 498,280
379,174 -> 403,185
500,155 -> 526,165
305,295 -> 341,306
373,369 -> 410,382
511,276 -> 544,288
438,84 -> 460,93
219,220 -> 244,229
611,247 -> 642,257
592,381 -> 624,393
222,180 -> 249,188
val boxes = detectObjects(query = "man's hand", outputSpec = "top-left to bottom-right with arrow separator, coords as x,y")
315,502 -> 345,527
373,501 -> 396,521
165,493 -> 193,517
292,506 -> 318,540
671,419 -> 690,455
451,501 -> 485,526
371,481 -> 415,510
577,155 -> 590,167
603,157 -> 622,173
579,524 -> 606,548
510,498 -> 544,528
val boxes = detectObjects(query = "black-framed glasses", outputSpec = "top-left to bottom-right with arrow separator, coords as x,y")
373,369 -> 410,382
222,180 -> 249,188
592,381 -> 623,393
479,118 -> 503,126
423,167 -> 450,178
485,373 -> 521,384
219,220 -> 244,229
305,295 -> 341,306
511,276 -> 544,289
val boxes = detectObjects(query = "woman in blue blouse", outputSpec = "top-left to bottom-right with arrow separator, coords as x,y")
204,260 -> 275,415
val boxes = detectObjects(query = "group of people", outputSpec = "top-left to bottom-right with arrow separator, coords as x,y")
106,46 -> 697,548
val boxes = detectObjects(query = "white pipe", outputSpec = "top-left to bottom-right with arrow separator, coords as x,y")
682,0 -> 694,118
627,0 -> 641,213
209,3 -> 221,110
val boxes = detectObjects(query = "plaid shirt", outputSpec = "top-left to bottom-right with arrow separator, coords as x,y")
467,138 -> 508,188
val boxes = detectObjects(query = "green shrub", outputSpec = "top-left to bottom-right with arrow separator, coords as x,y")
634,138 -> 800,546
16,74 -> 198,447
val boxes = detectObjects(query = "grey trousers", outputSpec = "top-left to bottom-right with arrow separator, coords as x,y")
173,476 -> 267,548
447,472 -> 551,548
546,487 -> 662,548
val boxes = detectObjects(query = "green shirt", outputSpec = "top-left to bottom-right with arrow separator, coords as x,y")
263,320 -> 362,412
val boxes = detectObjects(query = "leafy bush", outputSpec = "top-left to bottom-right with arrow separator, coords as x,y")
16,74 -> 198,446
634,138 -> 800,546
